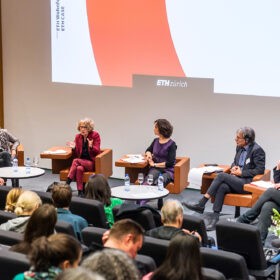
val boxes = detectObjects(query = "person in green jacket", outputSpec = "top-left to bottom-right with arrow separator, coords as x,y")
85,174 -> 123,227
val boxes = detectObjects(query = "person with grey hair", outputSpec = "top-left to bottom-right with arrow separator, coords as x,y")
82,249 -> 140,280
183,126 -> 265,231
66,117 -> 101,196
56,267 -> 105,280
145,199 -> 201,241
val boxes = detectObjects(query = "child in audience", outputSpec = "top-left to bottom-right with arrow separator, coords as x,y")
0,190 -> 42,233
85,174 -> 123,227
10,204 -> 57,254
13,233 -> 82,280
143,234 -> 203,280
4,188 -> 24,212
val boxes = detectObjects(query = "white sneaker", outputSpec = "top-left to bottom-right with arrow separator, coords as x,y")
227,217 -> 237,222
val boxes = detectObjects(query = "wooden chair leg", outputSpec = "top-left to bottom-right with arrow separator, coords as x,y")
234,206 -> 241,218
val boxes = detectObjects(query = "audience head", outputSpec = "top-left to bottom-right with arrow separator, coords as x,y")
236,126 -> 255,145
14,190 -> 42,216
56,267 -> 105,280
161,199 -> 183,227
82,249 -> 140,280
5,188 -> 24,212
154,119 -> 173,139
24,203 -> 57,243
77,117 -> 94,132
52,183 -> 72,208
28,233 -> 82,271
151,234 -> 203,280
85,174 -> 111,206
105,219 -> 144,259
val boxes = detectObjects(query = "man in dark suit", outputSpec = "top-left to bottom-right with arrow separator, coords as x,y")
183,127 -> 265,231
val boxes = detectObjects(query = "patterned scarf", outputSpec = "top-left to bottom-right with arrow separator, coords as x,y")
22,266 -> 62,280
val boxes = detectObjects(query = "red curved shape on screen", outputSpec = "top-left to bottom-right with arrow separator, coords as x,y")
86,0 -> 185,87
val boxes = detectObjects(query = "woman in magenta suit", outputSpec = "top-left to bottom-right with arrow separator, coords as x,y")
66,118 -> 101,196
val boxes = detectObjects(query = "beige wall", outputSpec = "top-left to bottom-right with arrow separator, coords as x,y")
2,0 -> 280,179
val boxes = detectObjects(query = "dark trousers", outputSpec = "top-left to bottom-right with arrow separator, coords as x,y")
207,172 -> 250,213
238,188 -> 280,242
0,151 -> 12,167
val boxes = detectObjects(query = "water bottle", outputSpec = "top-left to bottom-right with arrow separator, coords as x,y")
25,157 -> 31,174
12,158 -> 18,173
158,173 -> 164,191
124,174 -> 130,191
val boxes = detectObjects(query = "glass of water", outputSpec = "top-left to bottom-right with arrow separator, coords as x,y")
138,173 -> 144,186
33,156 -> 39,167
147,174 -> 154,186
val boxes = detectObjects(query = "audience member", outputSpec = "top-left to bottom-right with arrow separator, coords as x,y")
145,199 -> 201,241
85,174 -> 123,227
66,118 -> 101,196
4,188 -> 24,212
56,267 -> 105,280
231,160 -> 280,243
13,233 -> 82,280
52,183 -> 88,240
0,177 -> 4,186
10,204 -> 57,254
82,249 -> 140,280
143,234 -> 203,280
88,219 -> 152,276
144,119 -> 177,209
0,190 -> 42,233
183,127 -> 265,231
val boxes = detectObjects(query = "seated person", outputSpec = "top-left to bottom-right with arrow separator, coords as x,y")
4,188 -> 24,212
66,118 -> 101,197
145,199 -> 201,241
56,267 -> 104,280
82,249 -> 140,280
233,160 -> 280,244
144,119 -> 177,209
13,233 -> 82,280
183,127 -> 265,231
89,219 -> 153,277
51,183 -> 88,240
10,204 -> 57,254
143,234 -> 203,280
85,174 -> 123,227
0,128 -> 20,185
0,190 -> 42,233
0,128 -> 20,167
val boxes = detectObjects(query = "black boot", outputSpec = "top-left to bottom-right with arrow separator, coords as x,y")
66,177 -> 72,185
78,190 -> 84,198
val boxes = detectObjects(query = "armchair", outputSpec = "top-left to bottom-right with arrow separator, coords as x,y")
59,148 -> 113,182
16,144 -> 24,166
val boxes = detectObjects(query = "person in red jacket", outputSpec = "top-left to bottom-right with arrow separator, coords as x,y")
66,118 -> 101,196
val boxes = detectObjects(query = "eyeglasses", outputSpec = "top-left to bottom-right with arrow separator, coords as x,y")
236,136 -> 245,140
79,126 -> 87,129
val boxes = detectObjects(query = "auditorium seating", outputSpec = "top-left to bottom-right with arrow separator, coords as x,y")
216,220 -> 278,279
59,148 -> 113,182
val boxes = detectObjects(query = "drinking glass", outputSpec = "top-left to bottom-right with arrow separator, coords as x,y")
147,174 -> 154,186
138,173 -> 144,186
33,156 -> 39,167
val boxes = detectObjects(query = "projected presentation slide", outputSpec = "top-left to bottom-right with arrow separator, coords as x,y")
51,0 -> 280,97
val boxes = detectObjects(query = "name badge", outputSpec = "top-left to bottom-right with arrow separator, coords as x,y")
245,158 -> 250,165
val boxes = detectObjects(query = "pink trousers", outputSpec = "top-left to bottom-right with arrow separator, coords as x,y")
68,158 -> 94,191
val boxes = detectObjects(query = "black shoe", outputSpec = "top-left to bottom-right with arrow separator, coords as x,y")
78,190 -> 84,197
182,201 -> 205,214
206,216 -> 219,231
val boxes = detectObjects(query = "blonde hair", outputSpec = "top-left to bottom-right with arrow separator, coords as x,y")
77,118 -> 94,132
5,188 -> 24,212
161,199 -> 183,225
14,191 -> 42,216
